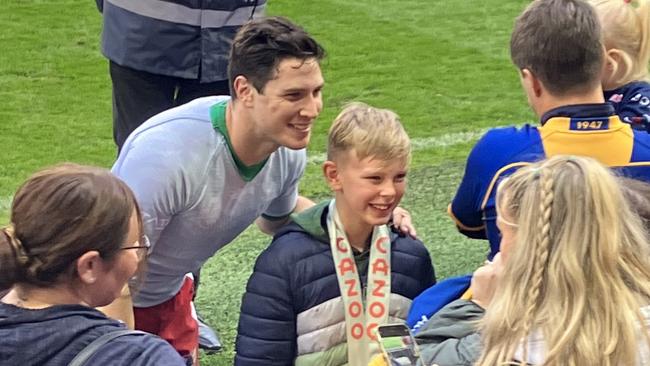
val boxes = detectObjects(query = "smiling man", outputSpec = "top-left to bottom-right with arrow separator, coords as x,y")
111,17 -> 325,364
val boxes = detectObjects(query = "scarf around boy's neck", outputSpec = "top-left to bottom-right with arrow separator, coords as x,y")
326,199 -> 391,366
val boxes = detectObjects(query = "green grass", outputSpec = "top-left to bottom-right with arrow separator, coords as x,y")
1,0 -> 535,364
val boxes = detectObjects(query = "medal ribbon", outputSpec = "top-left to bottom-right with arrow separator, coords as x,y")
327,200 -> 391,366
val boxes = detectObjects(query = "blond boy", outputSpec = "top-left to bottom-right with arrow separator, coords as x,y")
235,103 -> 435,366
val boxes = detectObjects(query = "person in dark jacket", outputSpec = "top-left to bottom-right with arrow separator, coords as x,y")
96,0 -> 266,151
0,164 -> 185,366
235,103 -> 435,366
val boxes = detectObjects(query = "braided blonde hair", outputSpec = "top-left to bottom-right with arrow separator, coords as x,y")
477,155 -> 650,366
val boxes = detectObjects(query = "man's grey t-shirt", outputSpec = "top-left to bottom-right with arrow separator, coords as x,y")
112,96 -> 306,307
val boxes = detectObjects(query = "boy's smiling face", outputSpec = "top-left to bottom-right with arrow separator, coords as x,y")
325,150 -> 408,242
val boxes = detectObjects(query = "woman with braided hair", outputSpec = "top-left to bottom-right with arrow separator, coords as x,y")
412,155 -> 650,366
0,164 -> 186,365
477,155 -> 650,365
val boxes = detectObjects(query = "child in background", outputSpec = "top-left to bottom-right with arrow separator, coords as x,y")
235,103 -> 435,366
591,0 -> 650,131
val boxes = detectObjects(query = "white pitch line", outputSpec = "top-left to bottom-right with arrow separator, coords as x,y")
307,126 -> 508,165
0,126 -> 517,207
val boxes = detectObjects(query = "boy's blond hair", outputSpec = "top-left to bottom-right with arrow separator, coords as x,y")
327,102 -> 410,164
589,0 -> 650,86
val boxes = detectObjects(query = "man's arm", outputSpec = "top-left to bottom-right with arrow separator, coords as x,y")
255,195 -> 315,235
448,132 -> 499,240
256,149 -> 310,235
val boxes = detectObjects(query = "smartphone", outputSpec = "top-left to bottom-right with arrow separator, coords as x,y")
377,323 -> 420,366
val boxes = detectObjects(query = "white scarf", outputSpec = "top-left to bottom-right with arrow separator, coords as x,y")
326,200 -> 392,366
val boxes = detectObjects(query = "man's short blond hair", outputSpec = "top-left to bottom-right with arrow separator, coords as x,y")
327,102 -> 411,164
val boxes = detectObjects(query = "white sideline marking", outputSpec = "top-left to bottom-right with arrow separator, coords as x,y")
307,126 -> 503,165
0,127 -> 516,208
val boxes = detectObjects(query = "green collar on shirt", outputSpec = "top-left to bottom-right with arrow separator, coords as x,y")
210,101 -> 268,182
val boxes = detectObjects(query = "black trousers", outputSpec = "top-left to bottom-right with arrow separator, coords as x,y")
109,61 -> 230,151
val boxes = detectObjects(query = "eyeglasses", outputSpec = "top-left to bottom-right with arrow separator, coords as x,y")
121,235 -> 152,259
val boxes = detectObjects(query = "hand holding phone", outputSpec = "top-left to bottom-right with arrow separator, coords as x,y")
377,323 -> 420,366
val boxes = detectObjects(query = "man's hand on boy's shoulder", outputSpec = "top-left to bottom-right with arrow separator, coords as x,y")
256,196 -> 316,235
391,206 -> 417,239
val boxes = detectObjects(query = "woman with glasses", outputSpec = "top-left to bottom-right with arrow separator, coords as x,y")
0,164 -> 185,366
96,233 -> 151,331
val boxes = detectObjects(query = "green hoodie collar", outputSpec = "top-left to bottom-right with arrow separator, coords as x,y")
291,200 -> 392,254
290,200 -> 331,243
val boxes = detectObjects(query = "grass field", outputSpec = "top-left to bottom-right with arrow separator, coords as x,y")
1,1 -> 534,364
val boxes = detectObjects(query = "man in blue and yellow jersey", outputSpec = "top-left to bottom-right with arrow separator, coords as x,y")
449,0 -> 650,259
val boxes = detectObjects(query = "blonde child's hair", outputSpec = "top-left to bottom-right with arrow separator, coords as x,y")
477,155 -> 650,366
589,0 -> 650,87
619,177 -> 650,228
327,102 -> 410,164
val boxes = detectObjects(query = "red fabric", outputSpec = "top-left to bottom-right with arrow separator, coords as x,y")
134,277 -> 199,363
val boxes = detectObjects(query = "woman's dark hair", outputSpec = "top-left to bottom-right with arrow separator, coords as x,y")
0,163 -> 141,290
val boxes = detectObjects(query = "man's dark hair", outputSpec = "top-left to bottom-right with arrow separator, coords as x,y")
228,16 -> 325,99
510,0 -> 604,96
